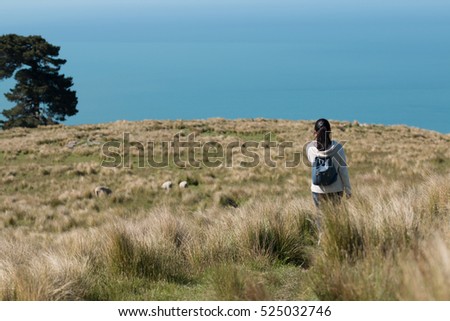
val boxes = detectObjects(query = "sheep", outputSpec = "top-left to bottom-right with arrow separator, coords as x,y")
179,181 -> 188,188
66,140 -> 78,149
94,186 -> 112,197
161,181 -> 173,190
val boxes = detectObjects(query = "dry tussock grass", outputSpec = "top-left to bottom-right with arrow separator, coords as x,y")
0,119 -> 449,300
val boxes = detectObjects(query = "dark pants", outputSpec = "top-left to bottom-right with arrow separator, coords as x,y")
312,192 -> 343,208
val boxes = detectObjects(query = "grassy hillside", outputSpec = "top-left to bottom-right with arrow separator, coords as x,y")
0,118 -> 449,300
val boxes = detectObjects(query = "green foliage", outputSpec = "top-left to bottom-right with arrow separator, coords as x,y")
0,34 -> 78,129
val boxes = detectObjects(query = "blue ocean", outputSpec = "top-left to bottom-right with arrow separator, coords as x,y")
1,1 -> 449,133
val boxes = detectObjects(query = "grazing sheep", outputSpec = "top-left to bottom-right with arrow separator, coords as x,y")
94,186 -> 112,197
66,140 -> 78,149
179,181 -> 188,188
161,181 -> 173,190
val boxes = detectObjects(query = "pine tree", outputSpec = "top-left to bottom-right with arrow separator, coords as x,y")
0,34 -> 78,129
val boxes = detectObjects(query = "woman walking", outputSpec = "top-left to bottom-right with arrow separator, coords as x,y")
306,118 -> 352,208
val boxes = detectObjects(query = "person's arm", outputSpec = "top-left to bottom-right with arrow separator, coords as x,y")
337,148 -> 352,197
306,142 -> 316,164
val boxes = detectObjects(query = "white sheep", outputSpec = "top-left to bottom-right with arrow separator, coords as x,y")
161,181 -> 173,190
179,181 -> 188,188
94,186 -> 112,197
66,140 -> 78,149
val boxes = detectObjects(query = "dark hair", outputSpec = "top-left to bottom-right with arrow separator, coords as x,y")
314,118 -> 332,151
